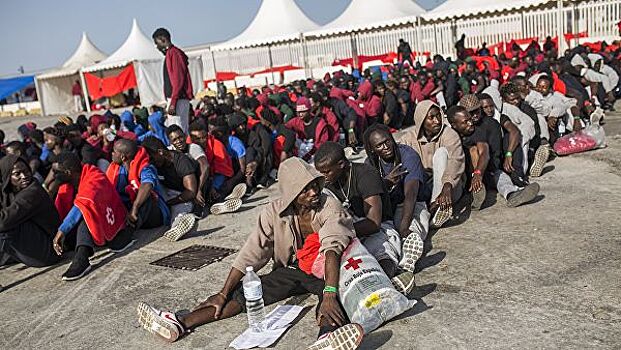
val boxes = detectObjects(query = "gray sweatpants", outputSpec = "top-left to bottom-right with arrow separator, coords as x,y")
165,98 -> 191,133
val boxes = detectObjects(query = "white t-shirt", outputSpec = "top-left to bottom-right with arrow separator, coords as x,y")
168,143 -> 206,161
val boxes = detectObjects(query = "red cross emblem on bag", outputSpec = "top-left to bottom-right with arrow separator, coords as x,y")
345,257 -> 362,270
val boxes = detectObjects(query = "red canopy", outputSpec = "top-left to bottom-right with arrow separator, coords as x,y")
84,64 -> 137,100
251,64 -> 302,77
204,71 -> 240,87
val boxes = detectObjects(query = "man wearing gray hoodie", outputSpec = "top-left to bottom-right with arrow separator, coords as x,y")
137,157 -> 364,350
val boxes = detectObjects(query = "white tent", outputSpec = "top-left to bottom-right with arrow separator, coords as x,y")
35,32 -> 107,115
212,0 -> 320,50
423,0 -> 552,21
83,19 -> 162,73
82,19 -> 204,110
305,0 -> 426,37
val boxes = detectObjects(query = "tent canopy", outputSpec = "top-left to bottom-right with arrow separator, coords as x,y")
423,0 -> 553,21
212,0 -> 319,51
0,76 -> 34,100
83,19 -> 162,72
37,33 -> 107,80
306,0 -> 426,38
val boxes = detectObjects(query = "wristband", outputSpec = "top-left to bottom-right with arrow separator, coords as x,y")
217,292 -> 228,300
574,116 -> 582,120
323,286 -> 338,294
505,151 -> 513,157
472,169 -> 482,176
347,128 -> 355,133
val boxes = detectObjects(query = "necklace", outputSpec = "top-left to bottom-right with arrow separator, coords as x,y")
337,165 -> 353,210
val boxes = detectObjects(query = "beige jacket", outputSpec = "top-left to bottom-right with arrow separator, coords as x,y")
232,157 -> 355,274
398,100 -> 465,188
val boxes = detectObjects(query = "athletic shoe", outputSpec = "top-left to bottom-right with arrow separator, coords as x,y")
163,213 -> 196,242
108,228 -> 136,253
61,257 -> 92,281
306,323 -> 364,350
399,233 -> 424,273
137,302 -> 185,343
109,239 -> 137,254
471,186 -> 486,211
507,183 -> 540,208
210,198 -> 243,215
391,271 -> 416,295
225,183 -> 247,201
430,206 -> 452,229
530,144 -> 550,177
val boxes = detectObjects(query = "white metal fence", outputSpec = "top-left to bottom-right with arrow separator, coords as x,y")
200,0 -> 620,82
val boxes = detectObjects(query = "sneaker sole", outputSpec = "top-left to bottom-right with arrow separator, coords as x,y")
225,183 -> 247,201
399,233 -> 424,273
530,145 -> 549,177
110,239 -> 137,254
163,214 -> 196,242
471,187 -> 486,211
211,198 -> 243,215
62,264 -> 92,281
306,323 -> 364,350
507,183 -> 540,208
137,302 -> 180,343
430,206 -> 452,229
391,272 -> 415,295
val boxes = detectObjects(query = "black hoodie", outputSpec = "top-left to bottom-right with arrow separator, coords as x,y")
0,155 -> 59,233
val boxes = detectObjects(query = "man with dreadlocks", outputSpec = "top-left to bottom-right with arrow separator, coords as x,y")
363,124 -> 428,274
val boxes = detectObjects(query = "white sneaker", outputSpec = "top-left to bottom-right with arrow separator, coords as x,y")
530,144 -> 550,178
430,206 -> 452,229
306,323 -> 364,350
210,198 -> 243,215
225,183 -> 247,201
137,302 -> 185,343
399,233 -> 424,273
163,213 -> 196,241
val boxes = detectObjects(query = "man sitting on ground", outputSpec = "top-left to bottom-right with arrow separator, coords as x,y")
137,157 -> 364,350
314,142 -> 417,294
0,155 -> 60,268
166,125 -> 210,216
362,124 -> 427,274
52,152 -> 133,281
107,139 -> 170,234
141,136 -> 198,240
399,100 -> 465,228
447,105 -> 540,210
188,121 -> 245,212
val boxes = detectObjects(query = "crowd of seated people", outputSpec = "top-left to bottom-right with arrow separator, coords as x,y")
0,37 -> 618,349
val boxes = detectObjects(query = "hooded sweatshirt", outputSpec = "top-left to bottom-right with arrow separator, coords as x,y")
398,100 -> 465,189
138,111 -> 169,146
232,157 -> 354,274
0,155 -> 59,234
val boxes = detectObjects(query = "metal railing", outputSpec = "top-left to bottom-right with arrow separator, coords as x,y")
198,0 -> 620,82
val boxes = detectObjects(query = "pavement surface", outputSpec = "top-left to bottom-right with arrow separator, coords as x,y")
1,111 -> 621,350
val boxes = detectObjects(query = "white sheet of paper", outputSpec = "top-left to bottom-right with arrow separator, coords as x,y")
229,305 -> 305,349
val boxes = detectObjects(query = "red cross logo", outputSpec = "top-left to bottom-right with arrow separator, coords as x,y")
345,258 -> 362,270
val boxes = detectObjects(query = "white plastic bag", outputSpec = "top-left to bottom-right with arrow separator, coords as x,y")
338,238 -> 415,333
583,124 -> 606,149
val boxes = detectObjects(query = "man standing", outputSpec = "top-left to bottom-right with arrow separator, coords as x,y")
71,80 -> 83,113
397,38 -> 413,68
152,28 -> 193,133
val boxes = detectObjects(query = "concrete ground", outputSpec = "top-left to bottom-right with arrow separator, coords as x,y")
1,111 -> 621,350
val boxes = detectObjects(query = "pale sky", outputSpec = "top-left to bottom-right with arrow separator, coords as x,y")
0,0 -> 445,77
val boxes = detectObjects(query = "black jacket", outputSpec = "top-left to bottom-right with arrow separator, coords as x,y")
0,155 -> 60,234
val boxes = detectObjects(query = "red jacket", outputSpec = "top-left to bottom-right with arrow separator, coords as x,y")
165,45 -> 194,108
286,117 -> 330,152
106,147 -> 150,202
55,164 -> 127,246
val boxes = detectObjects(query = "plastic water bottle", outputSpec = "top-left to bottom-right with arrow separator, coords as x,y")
243,266 -> 265,332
